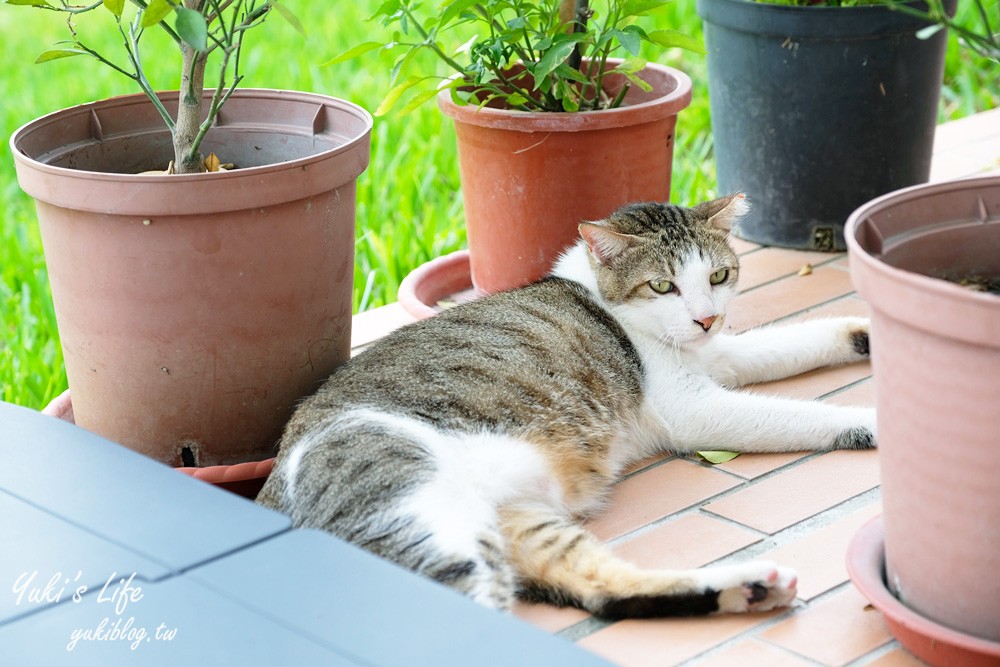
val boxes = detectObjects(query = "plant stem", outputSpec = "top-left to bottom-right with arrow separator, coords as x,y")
566,0 -> 588,71
172,0 -> 209,173
124,15 -> 176,130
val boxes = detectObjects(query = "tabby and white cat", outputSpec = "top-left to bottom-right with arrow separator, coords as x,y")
257,194 -> 875,618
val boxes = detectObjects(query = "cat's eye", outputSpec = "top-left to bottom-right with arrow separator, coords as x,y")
709,268 -> 729,285
649,279 -> 675,294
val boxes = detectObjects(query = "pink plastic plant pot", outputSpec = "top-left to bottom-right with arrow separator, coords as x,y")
847,516 -> 1000,667
42,389 -> 275,500
845,175 -> 1000,643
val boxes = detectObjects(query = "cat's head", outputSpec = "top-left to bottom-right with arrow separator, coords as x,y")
578,194 -> 748,345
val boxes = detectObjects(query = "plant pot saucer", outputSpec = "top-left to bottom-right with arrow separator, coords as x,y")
847,515 -> 1000,667
398,250 -> 483,320
41,389 -> 274,500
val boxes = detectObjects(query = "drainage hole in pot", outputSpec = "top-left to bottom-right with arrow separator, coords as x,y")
812,227 -> 835,252
181,446 -> 198,467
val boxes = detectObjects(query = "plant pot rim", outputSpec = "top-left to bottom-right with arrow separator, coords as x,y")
437,60 -> 692,133
10,88 -> 373,216
398,250 -> 478,320
845,175 -> 1000,348
696,0 -> 941,36
10,88 -> 373,182
847,515 -> 1000,665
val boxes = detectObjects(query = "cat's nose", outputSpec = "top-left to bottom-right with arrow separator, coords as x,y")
695,315 -> 717,332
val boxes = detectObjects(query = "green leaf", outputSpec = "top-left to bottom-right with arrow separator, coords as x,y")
271,2 -> 306,37
371,0 -> 402,19
449,87 -> 472,107
505,92 -> 529,107
612,56 -> 647,75
394,88 -> 439,115
4,0 -> 54,6
439,0 -> 479,26
532,36 -> 582,86
34,48 -> 89,63
554,63 -> 591,85
140,0 -> 173,29
320,41 -> 384,67
102,0 -> 124,17
613,27 -> 641,56
620,0 -> 669,17
175,7 -> 207,52
506,15 -> 527,30
375,75 -> 423,116
645,29 -> 705,55
697,451 -> 740,465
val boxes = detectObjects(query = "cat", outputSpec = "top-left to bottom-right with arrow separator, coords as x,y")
256,194 -> 875,618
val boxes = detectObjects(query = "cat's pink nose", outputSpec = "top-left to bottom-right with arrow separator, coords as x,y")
695,315 -> 717,332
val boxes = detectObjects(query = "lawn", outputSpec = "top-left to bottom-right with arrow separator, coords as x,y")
0,0 -> 996,409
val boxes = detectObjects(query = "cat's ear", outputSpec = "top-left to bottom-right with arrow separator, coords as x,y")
579,222 -> 640,266
692,193 -> 750,232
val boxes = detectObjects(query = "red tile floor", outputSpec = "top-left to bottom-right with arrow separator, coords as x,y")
351,108 -> 1000,667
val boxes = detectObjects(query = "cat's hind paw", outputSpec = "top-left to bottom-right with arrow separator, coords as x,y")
707,561 -> 798,614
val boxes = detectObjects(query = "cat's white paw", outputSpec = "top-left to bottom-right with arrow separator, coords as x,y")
702,561 -> 798,614
840,316 -> 870,360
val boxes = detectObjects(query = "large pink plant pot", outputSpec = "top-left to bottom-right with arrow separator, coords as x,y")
847,516 -> 1000,666
12,90 -> 372,468
846,175 -> 1000,643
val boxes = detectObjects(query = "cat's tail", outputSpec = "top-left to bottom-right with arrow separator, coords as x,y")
502,505 -> 797,618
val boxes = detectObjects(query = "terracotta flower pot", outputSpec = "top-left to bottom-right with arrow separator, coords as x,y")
11,89 -> 372,468
845,175 -> 1000,643
438,60 -> 692,294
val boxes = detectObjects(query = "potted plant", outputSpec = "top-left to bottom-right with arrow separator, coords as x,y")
6,0 -> 373,485
696,0 -> 955,251
331,0 -> 698,298
844,3 -> 1000,663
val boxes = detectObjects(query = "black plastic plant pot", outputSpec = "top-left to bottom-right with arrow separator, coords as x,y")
696,0 -> 953,251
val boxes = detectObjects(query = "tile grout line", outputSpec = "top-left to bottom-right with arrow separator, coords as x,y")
817,374 -> 873,402
604,446 -> 876,550
704,486 -> 882,568
670,578 -> 875,666
757,291 -> 864,330
559,490 -> 882,647
843,640 -> 904,667
736,252 -> 847,296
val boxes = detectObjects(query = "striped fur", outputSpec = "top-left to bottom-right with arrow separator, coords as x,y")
257,195 -> 873,618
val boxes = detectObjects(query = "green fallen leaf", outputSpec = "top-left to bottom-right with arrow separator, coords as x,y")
697,450 -> 740,465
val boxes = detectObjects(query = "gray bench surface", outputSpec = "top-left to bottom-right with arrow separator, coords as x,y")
1,401 -> 609,666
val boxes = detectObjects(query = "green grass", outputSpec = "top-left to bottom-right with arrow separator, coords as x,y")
0,0 -> 996,409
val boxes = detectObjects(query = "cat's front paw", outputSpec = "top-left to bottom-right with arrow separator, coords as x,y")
703,561 -> 798,614
831,408 -> 877,450
834,426 -> 876,450
843,317 -> 870,359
